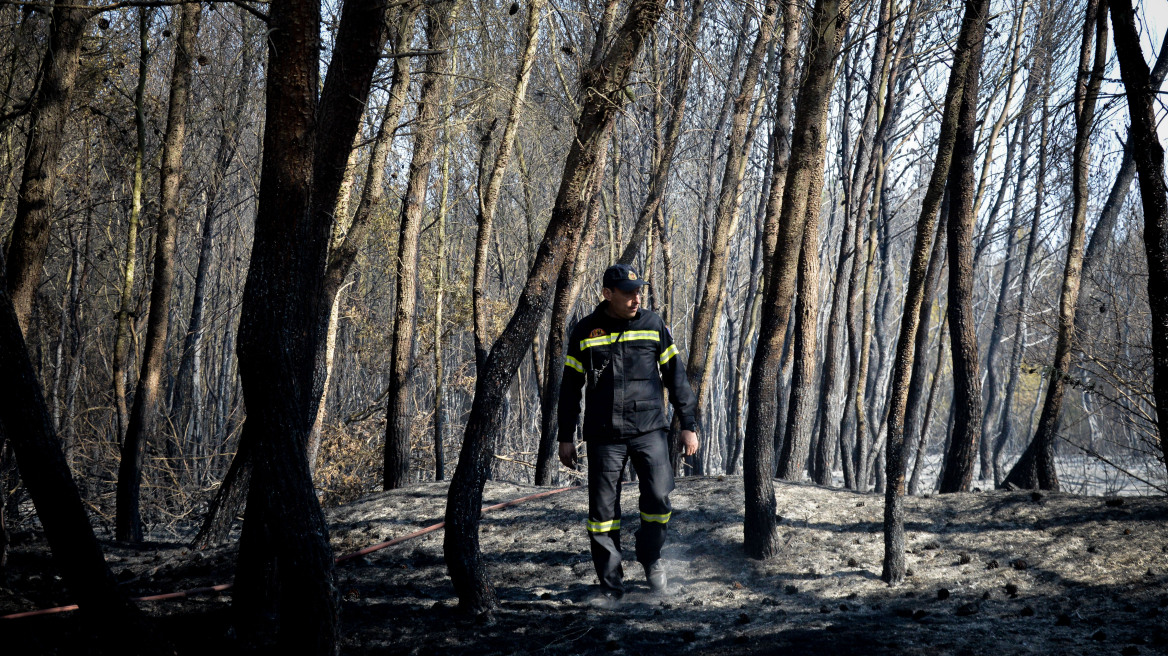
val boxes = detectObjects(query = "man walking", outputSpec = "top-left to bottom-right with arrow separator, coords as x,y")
558,264 -> 699,608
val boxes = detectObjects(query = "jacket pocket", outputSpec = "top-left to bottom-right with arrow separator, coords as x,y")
631,398 -> 666,433
626,340 -> 659,380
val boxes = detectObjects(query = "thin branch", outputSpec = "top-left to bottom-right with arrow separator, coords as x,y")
0,102 -> 32,127
228,0 -> 267,22
0,0 -> 269,21
1060,436 -> 1168,494
380,48 -> 447,60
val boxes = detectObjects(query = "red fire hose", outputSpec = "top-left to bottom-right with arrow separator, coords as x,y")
2,485 -> 580,620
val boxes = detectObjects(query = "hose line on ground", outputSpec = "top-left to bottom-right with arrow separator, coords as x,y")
2,485 -> 581,620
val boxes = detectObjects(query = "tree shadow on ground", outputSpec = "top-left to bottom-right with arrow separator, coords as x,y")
5,481 -> 1168,655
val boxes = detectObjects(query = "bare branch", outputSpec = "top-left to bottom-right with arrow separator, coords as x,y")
0,0 -> 269,21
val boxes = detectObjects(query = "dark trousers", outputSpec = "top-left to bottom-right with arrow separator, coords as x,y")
586,429 -> 674,594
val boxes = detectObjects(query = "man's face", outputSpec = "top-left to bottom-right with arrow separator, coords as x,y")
603,286 -> 642,320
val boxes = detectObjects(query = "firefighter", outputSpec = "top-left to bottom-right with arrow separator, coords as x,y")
557,263 -> 699,609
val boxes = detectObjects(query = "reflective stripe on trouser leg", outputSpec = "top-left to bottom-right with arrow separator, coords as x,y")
629,429 -> 674,566
587,440 -> 628,594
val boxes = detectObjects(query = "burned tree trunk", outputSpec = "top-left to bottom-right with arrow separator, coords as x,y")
778,0 -> 844,485
1110,0 -> 1168,478
908,319 -> 947,496
534,147 -> 607,485
538,3 -> 647,485
744,0 -> 848,559
903,192 -> 949,491
5,0 -> 89,331
0,0 -> 153,636
532,5 -> 626,484
384,3 -> 456,490
937,0 -> 993,494
471,0 -> 547,372
445,0 -> 664,615
777,165 -> 824,481
232,0 -> 394,648
232,0 -> 337,643
761,0 -> 800,282
1,266 -> 147,640
200,0 -> 401,551
688,0 -> 779,421
1003,0 -> 1108,491
745,0 -> 799,479
116,0 -> 201,543
0,1 -> 150,631
882,0 -> 989,582
192,429 -> 252,548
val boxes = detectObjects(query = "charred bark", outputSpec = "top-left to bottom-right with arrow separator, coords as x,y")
777,160 -> 823,481
192,429 -> 252,548
0,272 -> 144,641
908,318 -> 947,496
688,0 -> 779,420
882,0 -> 989,582
445,0 -> 664,615
744,0 -> 848,559
1003,0 -> 1108,491
938,0 -> 993,494
116,0 -> 201,543
534,147 -> 607,485
1110,0 -> 1168,478
903,190 -> 949,489
472,0 -> 547,373
230,0 -> 392,648
384,3 -> 456,490
5,0 -> 89,331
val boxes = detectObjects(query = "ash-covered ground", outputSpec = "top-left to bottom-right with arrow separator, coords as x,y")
3,476 -> 1167,655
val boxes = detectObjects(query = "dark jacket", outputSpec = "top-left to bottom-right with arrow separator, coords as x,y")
558,302 -> 697,442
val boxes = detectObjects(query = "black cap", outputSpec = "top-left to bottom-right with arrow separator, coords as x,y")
602,264 -> 649,292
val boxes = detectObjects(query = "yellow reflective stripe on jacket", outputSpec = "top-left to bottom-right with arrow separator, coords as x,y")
658,344 -> 679,365
565,355 -> 584,373
619,330 -> 660,343
581,333 -> 620,350
640,511 -> 671,524
580,330 -> 660,351
587,518 -> 621,533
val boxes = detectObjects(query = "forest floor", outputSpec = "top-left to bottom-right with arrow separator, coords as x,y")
3,476 -> 1168,655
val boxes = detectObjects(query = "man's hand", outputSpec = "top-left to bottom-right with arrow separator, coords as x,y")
680,430 -> 699,456
559,442 -> 578,468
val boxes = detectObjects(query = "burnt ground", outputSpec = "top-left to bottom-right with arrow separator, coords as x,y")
3,476 -> 1168,655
